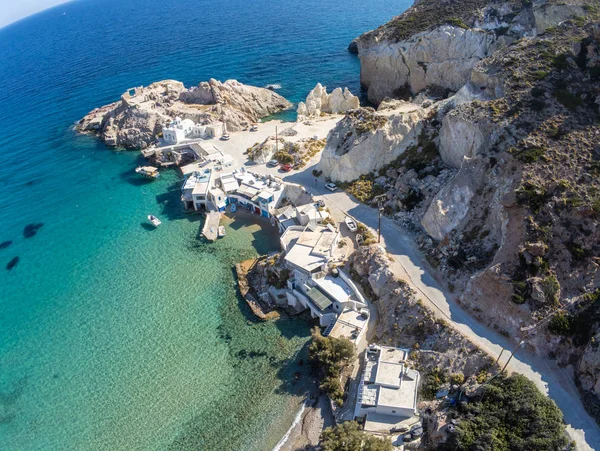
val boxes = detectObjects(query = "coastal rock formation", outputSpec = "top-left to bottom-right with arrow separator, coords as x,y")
77,79 -> 291,149
316,104 -> 427,182
358,26 -> 496,104
352,0 -> 587,104
296,83 -> 359,121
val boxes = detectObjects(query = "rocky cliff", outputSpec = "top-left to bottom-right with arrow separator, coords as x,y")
77,79 -> 291,149
353,0 -> 588,104
340,0 -> 600,424
316,101 -> 428,182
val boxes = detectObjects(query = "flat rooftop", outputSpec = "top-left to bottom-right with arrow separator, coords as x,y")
284,225 -> 337,272
329,309 -> 368,342
315,275 -> 353,304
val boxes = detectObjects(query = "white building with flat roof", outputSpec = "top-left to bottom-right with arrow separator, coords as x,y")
355,345 -> 419,425
163,117 -> 196,144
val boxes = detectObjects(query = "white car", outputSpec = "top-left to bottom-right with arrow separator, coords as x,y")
345,217 -> 358,232
325,182 -> 337,192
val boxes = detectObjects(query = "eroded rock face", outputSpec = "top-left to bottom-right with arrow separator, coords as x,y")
297,83 -> 359,121
353,1 -> 586,105
357,25 -> 496,104
439,110 -> 495,168
579,334 -> 600,395
317,104 -> 426,182
77,79 -> 291,149
421,173 -> 473,240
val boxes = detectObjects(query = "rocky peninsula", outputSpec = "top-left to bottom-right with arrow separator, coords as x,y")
77,78 -> 292,149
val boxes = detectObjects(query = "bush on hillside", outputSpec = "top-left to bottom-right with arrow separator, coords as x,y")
321,421 -> 392,451
439,374 -> 569,451
308,327 -> 356,406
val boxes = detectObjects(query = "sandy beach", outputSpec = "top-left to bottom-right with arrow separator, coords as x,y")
274,376 -> 335,451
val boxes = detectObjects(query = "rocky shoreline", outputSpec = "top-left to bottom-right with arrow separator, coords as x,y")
77,78 -> 292,149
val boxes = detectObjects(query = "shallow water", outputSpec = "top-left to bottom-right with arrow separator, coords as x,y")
0,0 -> 410,448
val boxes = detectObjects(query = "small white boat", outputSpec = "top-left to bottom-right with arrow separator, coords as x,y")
345,216 -> 358,232
148,215 -> 162,227
218,226 -> 226,237
136,166 -> 160,179
230,203 -> 237,213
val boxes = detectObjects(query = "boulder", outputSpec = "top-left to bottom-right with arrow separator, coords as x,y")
421,174 -> 473,241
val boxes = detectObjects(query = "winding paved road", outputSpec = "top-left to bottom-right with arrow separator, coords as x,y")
282,166 -> 598,451
216,121 -> 599,450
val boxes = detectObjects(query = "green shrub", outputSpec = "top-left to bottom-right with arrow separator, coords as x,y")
422,367 -> 447,399
542,273 -> 560,306
274,150 -> 294,164
449,372 -> 465,385
321,421 -> 392,451
548,311 -> 573,335
446,17 -> 469,29
308,327 -> 356,405
439,375 -> 569,451
552,53 -> 569,70
554,88 -> 583,110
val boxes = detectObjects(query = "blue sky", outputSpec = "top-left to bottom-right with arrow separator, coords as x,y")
0,0 -> 73,28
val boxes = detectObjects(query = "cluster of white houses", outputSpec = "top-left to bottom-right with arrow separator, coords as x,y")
176,141 -> 419,427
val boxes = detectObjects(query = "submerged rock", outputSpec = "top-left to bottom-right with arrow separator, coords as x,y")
6,256 -> 19,270
23,223 -> 44,238
0,240 -> 12,249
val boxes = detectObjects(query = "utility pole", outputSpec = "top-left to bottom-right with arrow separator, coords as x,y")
501,340 -> 525,373
373,194 -> 387,244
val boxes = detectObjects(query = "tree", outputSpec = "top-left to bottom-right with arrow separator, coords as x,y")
440,374 -> 569,451
308,327 -> 356,405
321,421 -> 392,451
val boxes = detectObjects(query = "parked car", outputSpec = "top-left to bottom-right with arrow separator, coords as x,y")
266,159 -> 278,167
325,182 -> 337,192
280,163 -> 293,172
345,216 -> 358,232
220,133 -> 230,141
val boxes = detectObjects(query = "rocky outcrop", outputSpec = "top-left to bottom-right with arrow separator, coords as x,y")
358,25 -> 496,104
316,104 -> 427,182
352,0 -> 588,104
296,83 -> 359,121
439,108 -> 496,168
580,334 -> 600,395
77,79 -> 291,149
247,136 -> 280,164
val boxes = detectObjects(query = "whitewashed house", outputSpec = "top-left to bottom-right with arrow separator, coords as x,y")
162,117 -> 196,144
355,345 -> 420,428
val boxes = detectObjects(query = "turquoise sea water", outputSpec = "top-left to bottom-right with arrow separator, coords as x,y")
0,0 -> 409,449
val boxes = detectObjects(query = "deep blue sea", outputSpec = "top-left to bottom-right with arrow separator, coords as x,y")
0,0 -> 409,449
